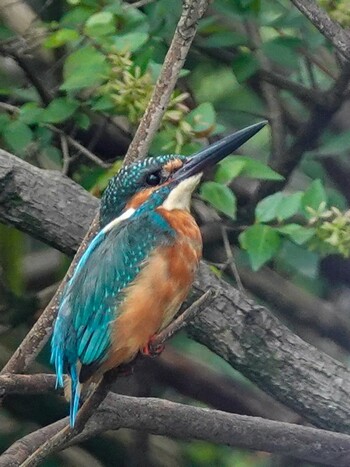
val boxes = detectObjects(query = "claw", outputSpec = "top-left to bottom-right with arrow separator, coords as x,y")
141,336 -> 165,357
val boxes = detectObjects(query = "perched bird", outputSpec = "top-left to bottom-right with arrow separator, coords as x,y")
51,121 -> 266,426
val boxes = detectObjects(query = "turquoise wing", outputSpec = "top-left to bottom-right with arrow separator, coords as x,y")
51,209 -> 175,425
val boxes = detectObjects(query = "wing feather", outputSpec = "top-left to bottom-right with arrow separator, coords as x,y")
51,210 -> 175,381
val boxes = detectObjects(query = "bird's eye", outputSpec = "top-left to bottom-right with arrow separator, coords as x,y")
145,171 -> 162,186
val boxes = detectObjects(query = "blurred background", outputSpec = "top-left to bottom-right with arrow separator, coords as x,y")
1,0 -> 350,465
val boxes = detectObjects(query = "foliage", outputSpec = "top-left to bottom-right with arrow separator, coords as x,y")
2,0 -> 350,465
0,0 -> 347,273
319,0 -> 350,27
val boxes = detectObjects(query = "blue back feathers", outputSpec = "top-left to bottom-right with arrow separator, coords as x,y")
51,158 -> 182,426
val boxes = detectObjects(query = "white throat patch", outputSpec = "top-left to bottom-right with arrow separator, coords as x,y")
162,174 -> 202,211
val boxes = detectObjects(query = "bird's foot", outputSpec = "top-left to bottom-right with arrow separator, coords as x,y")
141,336 -> 165,358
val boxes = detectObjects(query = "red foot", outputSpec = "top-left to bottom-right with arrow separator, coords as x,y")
141,336 -> 165,358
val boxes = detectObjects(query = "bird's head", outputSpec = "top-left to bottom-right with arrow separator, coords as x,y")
100,121 -> 266,226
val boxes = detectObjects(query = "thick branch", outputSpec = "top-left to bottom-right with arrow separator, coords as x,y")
1,151 -> 350,434
0,148 -> 98,255
2,393 -> 350,466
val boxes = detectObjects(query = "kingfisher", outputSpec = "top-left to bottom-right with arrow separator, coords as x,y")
51,121 -> 266,426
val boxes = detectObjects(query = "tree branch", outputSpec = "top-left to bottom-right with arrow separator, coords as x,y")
3,393 -> 350,466
244,21 -> 286,166
255,61 -> 350,200
290,0 -> 350,60
123,0 -> 209,165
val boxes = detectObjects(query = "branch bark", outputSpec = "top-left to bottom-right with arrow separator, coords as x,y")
2,393 -> 350,467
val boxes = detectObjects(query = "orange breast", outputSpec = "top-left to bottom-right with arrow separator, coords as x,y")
101,209 -> 202,373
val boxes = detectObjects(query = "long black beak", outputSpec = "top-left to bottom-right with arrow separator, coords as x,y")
174,121 -> 267,181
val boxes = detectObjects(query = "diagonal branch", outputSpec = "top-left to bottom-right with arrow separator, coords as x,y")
0,0 -> 210,377
124,0 -> 209,165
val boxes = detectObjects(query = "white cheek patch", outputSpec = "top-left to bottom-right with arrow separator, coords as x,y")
102,208 -> 135,233
163,173 -> 202,211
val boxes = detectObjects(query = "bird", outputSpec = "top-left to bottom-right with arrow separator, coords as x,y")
51,121 -> 266,426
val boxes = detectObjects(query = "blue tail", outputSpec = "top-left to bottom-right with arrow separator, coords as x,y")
51,300 -> 81,427
69,363 -> 81,427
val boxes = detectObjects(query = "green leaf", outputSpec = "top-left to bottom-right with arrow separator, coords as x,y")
204,31 -> 247,48
38,145 -> 62,170
44,28 -> 79,48
316,131 -> 350,156
0,113 -> 11,131
215,159 -> 246,184
35,126 -> 53,146
238,157 -> 283,180
75,112 -> 90,129
60,6 -> 94,28
185,103 -> 216,136
113,32 -> 149,53
262,36 -> 302,69
302,179 -> 327,214
91,95 -> 115,111
232,52 -> 259,83
275,192 -> 303,221
256,191 -> 303,223
85,11 -> 116,36
41,97 -> 79,123
19,103 -> 44,125
217,156 -> 283,183
200,181 -> 236,219
255,192 -> 284,222
61,46 -> 109,91
3,120 -> 33,154
239,224 -> 281,271
276,224 -> 316,245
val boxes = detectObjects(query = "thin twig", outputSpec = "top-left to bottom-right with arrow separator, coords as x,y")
124,0 -> 210,165
60,134 -> 70,175
260,70 -> 323,106
150,289 -> 216,349
221,227 -> 244,293
21,375 -> 111,467
244,20 -> 286,166
48,125 -> 111,169
0,102 -> 110,169
126,0 -> 155,8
